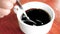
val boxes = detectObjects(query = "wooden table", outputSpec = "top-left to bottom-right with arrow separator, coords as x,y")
0,0 -> 60,34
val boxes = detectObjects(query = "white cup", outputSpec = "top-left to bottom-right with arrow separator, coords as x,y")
14,1 -> 55,34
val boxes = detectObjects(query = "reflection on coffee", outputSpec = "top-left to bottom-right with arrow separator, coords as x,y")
21,8 -> 51,26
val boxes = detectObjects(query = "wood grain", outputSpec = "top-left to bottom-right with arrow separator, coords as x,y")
0,0 -> 60,34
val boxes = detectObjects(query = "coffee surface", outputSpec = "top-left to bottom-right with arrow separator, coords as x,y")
21,9 -> 51,26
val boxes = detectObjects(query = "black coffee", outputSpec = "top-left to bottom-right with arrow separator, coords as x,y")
21,9 -> 51,26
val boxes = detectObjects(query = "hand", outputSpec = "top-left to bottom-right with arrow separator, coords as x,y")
0,0 -> 16,18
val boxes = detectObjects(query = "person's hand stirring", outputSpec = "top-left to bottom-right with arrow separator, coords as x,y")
0,0 -> 16,18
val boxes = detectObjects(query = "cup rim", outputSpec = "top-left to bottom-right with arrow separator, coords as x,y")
17,1 -> 55,27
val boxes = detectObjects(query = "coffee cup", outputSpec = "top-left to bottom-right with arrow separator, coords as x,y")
14,1 -> 55,34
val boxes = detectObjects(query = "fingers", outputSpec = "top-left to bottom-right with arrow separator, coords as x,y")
9,0 -> 16,4
0,0 -> 16,9
0,1 -> 13,9
0,0 -> 16,18
0,8 -> 10,18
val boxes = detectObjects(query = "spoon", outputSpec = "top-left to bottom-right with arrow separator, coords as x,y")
16,0 -> 36,24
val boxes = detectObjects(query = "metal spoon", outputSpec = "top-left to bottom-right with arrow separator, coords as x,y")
16,0 -> 36,24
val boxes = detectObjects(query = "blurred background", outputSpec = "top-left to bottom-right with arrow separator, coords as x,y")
0,0 -> 60,34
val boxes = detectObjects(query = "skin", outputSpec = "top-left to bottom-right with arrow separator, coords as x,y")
0,0 -> 60,34
0,0 -> 16,18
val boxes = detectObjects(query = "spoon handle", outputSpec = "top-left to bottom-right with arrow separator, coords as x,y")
16,0 -> 36,24
16,0 -> 23,9
17,0 -> 30,19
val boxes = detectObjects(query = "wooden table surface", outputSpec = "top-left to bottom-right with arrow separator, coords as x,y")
0,0 -> 60,34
